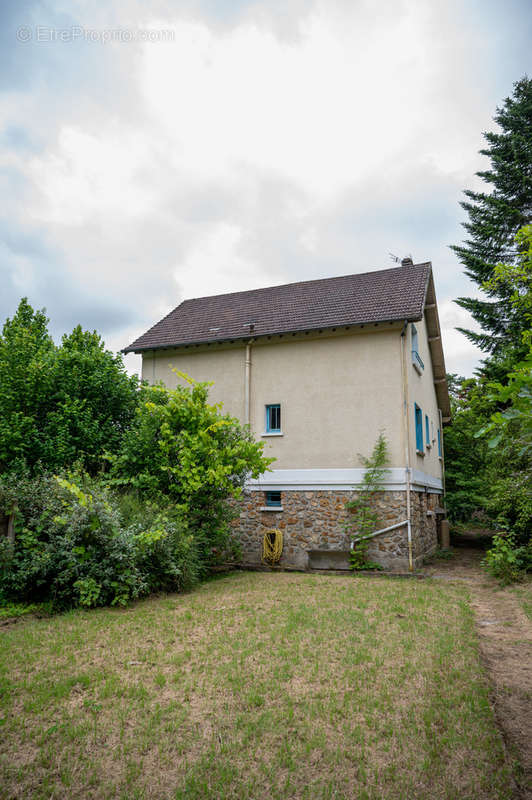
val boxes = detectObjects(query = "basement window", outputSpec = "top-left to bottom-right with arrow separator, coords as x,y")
265,491 -> 282,508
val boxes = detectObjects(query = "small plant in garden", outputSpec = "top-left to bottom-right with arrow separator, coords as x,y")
344,433 -> 389,570
482,531 -> 532,585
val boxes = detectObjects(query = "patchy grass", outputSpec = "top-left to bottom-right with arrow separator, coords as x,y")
511,577 -> 532,619
0,572 -> 512,799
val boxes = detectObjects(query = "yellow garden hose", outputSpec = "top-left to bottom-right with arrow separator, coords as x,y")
262,529 -> 283,564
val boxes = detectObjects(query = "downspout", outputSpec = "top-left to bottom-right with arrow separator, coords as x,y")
244,340 -> 254,425
400,321 -> 414,572
438,408 -> 446,502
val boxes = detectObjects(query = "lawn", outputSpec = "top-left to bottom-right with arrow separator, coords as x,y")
0,572 -> 512,800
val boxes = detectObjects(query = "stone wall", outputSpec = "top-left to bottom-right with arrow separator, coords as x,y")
232,488 -> 439,571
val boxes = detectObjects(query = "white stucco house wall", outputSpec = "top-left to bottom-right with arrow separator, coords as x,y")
124,258 -> 450,571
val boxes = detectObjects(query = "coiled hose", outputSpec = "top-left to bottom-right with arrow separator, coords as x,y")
262,529 -> 283,564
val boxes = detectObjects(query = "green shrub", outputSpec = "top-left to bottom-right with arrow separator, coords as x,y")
108,377 -> 273,568
0,474 -> 201,610
485,473 -> 532,546
482,531 -> 532,585
0,475 -> 142,609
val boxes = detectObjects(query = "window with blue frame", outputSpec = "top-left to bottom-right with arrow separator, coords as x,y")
415,404 -> 423,452
425,414 -> 430,448
437,429 -> 442,457
265,404 -> 281,433
265,491 -> 282,507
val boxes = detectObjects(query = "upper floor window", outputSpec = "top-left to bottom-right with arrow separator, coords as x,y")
425,414 -> 431,449
415,404 -> 424,453
411,325 -> 424,374
265,404 -> 281,433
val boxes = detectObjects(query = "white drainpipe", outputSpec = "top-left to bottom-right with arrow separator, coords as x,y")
439,408 -> 446,503
400,321 -> 414,572
244,340 -> 253,425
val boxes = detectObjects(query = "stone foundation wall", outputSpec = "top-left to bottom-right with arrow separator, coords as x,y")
232,488 -> 439,571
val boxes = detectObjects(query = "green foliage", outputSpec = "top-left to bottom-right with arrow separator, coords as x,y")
0,300 -> 138,474
484,473 -> 532,544
446,223 -> 532,577
0,601 -> 44,619
345,433 -> 389,570
482,532 -> 532,586
0,472 -> 201,611
0,303 -> 273,607
108,375 -> 273,569
451,76 -> 532,358
476,336 -> 532,459
443,376 -> 494,521
0,473 -> 141,609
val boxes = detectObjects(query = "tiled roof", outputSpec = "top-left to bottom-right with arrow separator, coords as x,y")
124,262 -> 432,352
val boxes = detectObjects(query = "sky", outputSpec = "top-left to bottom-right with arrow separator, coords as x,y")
1,0 -> 531,378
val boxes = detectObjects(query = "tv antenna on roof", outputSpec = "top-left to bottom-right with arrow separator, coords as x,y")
389,253 -> 401,264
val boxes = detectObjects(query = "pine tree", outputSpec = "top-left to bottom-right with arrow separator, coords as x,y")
452,77 -> 532,356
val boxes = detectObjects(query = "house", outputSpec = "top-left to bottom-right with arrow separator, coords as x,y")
124,258 -> 450,571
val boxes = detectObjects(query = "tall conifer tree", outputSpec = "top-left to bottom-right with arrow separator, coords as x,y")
452,77 -> 532,356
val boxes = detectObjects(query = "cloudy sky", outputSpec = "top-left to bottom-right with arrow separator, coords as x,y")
1,0 -> 531,377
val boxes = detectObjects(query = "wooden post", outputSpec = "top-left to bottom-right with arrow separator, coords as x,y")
440,519 -> 450,550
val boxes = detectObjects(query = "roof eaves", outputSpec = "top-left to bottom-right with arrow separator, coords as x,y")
122,314 -> 423,354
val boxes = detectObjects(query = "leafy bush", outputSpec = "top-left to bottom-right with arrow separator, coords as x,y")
108,376 -> 273,568
485,473 -> 532,546
482,532 -> 532,585
0,473 -> 201,610
0,474 -> 141,609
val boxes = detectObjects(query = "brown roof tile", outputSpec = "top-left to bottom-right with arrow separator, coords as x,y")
124,262 -> 432,352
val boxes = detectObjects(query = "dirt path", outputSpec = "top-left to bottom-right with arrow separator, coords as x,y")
423,547 -> 532,799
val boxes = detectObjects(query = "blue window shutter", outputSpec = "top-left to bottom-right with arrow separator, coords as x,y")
437,429 -> 442,457
425,415 -> 430,447
415,404 -> 423,452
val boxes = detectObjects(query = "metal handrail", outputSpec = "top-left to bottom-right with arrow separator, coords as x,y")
350,519 -> 408,545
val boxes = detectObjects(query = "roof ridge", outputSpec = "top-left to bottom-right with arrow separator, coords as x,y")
182,262 -> 431,304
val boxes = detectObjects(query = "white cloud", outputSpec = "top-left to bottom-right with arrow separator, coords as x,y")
1,0 -> 530,379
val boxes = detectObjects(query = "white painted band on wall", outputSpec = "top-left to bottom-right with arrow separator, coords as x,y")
246,467 -> 443,493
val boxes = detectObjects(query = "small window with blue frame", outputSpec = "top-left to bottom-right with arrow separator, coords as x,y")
265,404 -> 281,433
265,491 -> 282,508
